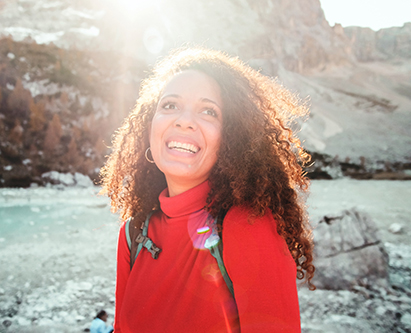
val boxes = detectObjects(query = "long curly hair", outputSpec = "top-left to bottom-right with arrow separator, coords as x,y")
100,47 -> 315,289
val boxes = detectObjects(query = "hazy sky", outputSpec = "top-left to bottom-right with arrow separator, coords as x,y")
319,0 -> 411,31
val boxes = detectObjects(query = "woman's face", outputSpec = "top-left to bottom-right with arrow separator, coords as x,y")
149,70 -> 223,196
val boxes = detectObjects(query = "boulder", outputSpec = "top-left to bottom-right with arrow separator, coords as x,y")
41,171 -> 93,187
312,208 -> 389,290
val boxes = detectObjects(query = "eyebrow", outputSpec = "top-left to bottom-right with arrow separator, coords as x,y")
160,94 -> 181,101
200,98 -> 222,109
159,94 -> 222,109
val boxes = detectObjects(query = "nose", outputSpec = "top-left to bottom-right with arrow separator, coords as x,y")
174,108 -> 196,130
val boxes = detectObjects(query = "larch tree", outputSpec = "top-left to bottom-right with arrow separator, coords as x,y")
43,113 -> 62,155
8,119 -> 24,147
29,99 -> 46,132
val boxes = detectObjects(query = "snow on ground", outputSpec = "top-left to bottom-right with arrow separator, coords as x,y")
0,180 -> 410,332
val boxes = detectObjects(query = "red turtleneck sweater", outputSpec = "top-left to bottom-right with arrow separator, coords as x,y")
114,181 -> 300,332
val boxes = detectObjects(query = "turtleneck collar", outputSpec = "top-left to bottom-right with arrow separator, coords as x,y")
159,180 -> 211,218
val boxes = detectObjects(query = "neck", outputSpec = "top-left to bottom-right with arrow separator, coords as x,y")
166,177 -> 206,197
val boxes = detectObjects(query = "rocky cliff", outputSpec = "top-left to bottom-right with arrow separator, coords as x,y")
345,23 -> 411,62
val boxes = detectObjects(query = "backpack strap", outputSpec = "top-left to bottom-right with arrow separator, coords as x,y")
125,217 -> 133,250
136,212 -> 161,259
126,211 -> 160,270
205,216 -> 234,297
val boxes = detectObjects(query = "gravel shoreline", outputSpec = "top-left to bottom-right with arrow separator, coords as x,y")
1,180 -> 410,332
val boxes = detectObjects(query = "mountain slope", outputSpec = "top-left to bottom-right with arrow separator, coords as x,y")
0,0 -> 410,185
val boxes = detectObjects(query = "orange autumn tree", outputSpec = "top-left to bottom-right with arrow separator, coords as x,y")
43,113 -> 62,155
29,99 -> 46,132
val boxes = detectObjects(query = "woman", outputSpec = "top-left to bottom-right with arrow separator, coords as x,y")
101,47 -> 315,332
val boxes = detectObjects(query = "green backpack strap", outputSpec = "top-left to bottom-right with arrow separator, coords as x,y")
126,211 -> 161,270
125,217 -> 133,249
205,216 -> 234,297
135,211 -> 161,259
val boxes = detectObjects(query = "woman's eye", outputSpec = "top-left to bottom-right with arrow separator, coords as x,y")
202,108 -> 217,117
163,103 -> 177,110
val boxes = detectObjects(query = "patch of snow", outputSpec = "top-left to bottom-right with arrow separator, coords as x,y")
6,83 -> 14,90
42,171 -> 76,186
92,97 -> 110,119
74,172 -> 94,187
322,164 -> 344,179
3,27 -> 65,44
62,7 -> 105,20
22,158 -> 31,165
40,1 -> 63,10
3,165 -> 13,171
7,52 -> 15,60
79,95 -> 88,107
69,26 -> 100,37
40,171 -> 94,188
22,79 -> 61,97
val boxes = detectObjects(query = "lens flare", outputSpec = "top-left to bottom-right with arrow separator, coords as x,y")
143,27 -> 164,54
197,226 -> 210,234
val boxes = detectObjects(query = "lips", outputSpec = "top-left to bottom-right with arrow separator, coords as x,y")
167,141 -> 200,154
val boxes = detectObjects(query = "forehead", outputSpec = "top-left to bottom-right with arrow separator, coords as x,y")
161,70 -> 222,102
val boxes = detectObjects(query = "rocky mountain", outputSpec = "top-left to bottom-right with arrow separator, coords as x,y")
345,23 -> 411,61
0,0 -> 410,186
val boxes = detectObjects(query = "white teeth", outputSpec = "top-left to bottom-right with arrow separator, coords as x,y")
168,141 -> 199,153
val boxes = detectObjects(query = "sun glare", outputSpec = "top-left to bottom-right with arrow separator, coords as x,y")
117,0 -> 154,12
101,0 -> 166,55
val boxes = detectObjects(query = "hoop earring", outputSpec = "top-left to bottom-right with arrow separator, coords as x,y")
145,147 -> 155,164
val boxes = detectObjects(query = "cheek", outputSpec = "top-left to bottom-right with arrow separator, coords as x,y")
209,125 -> 222,152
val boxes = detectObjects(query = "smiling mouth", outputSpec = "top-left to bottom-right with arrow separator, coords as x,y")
167,141 -> 200,154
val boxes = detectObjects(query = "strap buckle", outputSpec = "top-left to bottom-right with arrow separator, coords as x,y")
135,233 -> 162,259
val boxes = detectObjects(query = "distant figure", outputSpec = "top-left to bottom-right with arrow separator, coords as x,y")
90,310 -> 113,333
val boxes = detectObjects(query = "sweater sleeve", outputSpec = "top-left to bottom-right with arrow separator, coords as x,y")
222,206 -> 301,332
114,223 -> 131,333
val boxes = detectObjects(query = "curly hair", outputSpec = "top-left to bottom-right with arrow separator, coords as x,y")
100,47 -> 315,289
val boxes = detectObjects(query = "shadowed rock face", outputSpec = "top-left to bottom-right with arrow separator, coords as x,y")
313,208 -> 389,290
